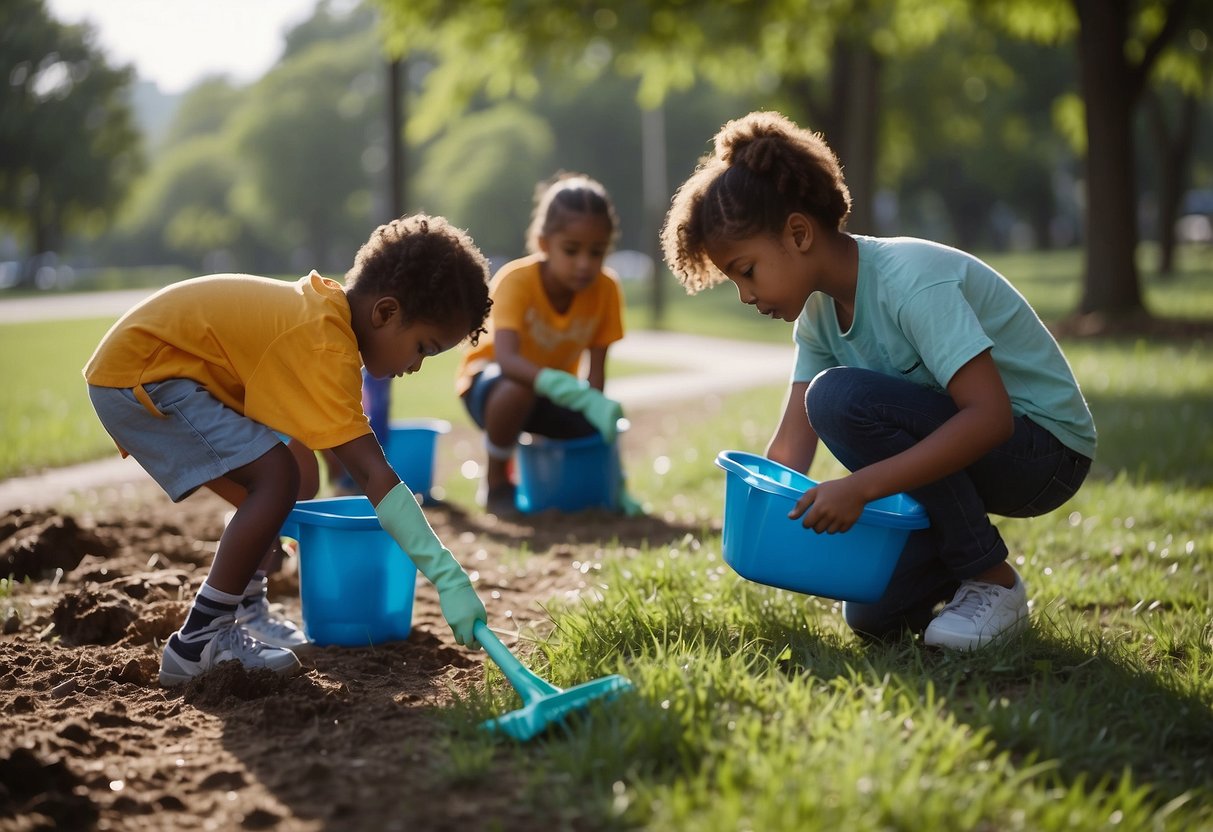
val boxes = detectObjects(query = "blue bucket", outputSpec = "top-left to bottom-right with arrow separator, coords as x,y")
385,418 -> 450,500
282,496 -> 417,646
515,428 -> 624,514
714,450 -> 929,602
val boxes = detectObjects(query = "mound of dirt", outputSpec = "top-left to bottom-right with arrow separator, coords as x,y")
1,510 -> 115,581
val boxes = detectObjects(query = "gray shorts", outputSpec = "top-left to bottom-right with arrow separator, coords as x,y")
87,379 -> 282,502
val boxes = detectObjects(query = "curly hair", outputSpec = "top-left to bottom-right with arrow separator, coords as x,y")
525,171 -> 620,254
345,214 -> 492,346
660,111 -> 851,294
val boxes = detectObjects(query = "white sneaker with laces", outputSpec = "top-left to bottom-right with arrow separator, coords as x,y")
923,569 -> 1029,651
237,596 -> 312,650
159,616 -> 302,687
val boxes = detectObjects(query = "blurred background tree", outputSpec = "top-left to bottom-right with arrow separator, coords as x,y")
3,0 -> 1210,329
0,0 -> 142,286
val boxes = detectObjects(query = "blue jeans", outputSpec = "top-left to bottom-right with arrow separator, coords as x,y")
806,367 -> 1091,638
463,363 -> 596,440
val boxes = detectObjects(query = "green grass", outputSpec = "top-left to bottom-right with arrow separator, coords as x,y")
443,340 -> 1213,830
433,245 -> 1213,829
0,320 -> 662,479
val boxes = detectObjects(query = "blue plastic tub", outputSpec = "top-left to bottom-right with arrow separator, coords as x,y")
282,496 -> 417,646
714,450 -> 929,602
515,428 -> 624,514
385,418 -> 450,500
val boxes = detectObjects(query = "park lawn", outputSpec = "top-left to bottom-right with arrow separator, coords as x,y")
2,246 -> 1211,828
444,245 -> 1211,830
442,338 -> 1213,830
0,322 -> 660,479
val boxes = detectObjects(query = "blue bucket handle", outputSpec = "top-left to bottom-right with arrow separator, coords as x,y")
714,450 -> 929,530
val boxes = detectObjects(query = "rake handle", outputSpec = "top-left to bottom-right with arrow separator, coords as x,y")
474,620 -> 562,704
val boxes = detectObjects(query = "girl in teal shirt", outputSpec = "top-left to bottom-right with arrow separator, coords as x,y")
661,111 -> 1095,651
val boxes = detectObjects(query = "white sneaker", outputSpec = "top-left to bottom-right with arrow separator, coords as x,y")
924,569 -> 1029,651
237,596 -> 311,650
159,616 -> 302,687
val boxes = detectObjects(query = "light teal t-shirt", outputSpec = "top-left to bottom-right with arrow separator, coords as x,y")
792,235 -> 1096,459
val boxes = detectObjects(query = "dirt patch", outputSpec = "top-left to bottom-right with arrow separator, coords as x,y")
0,410 -> 714,830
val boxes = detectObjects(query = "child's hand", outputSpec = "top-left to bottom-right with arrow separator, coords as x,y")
788,479 -> 867,534
437,581 -> 486,649
534,368 -> 625,441
580,392 -> 624,442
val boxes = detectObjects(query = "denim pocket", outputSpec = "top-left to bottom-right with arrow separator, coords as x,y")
144,378 -> 205,411
1009,451 -> 1092,517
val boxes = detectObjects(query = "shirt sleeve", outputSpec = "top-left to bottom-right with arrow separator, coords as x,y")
489,271 -> 530,333
244,324 -> 372,450
898,282 -> 994,388
590,275 -> 625,348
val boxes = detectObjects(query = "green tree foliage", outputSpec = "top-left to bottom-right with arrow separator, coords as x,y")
0,0 -> 142,275
157,78 -> 243,151
376,0 -> 963,235
109,136 -> 241,268
415,103 -> 555,256
890,28 -> 1078,250
104,6 -> 386,274
380,0 -> 1209,322
228,33 -> 386,272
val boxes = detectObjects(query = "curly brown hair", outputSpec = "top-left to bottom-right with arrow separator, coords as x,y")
345,214 -> 492,346
660,111 -> 851,294
524,171 -> 620,254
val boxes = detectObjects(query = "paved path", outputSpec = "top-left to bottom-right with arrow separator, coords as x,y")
0,291 -> 792,510
0,288 -> 158,324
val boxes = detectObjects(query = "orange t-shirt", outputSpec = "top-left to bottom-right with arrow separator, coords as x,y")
455,254 -> 624,395
83,272 -> 372,450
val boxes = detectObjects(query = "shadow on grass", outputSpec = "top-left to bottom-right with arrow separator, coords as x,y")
812,620 -> 1213,814
430,499 -> 714,553
1084,389 -> 1213,486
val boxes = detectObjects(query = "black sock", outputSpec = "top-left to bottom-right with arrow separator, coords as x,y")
168,582 -> 241,662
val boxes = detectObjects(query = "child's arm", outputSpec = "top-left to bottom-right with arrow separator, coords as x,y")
766,381 -> 818,473
329,433 -> 401,506
790,350 -> 1014,533
494,328 -> 542,387
496,328 -> 623,441
586,346 -> 608,391
331,434 -> 486,647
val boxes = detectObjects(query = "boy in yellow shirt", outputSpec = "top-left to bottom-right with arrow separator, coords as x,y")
85,214 -> 492,685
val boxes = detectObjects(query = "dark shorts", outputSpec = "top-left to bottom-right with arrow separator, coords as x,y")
462,363 -> 596,439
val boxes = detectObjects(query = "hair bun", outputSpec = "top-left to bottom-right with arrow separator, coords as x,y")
714,111 -> 798,172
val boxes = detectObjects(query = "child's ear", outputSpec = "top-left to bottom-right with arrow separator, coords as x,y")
371,296 -> 401,328
537,234 -> 551,255
785,213 -> 814,253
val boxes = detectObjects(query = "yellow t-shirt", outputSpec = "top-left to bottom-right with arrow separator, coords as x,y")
456,254 -> 625,395
83,271 -> 372,450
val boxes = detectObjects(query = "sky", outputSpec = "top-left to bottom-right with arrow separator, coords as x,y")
46,0 -> 321,94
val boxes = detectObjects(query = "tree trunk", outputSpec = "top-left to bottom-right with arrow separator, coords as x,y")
1146,89 -> 1197,278
826,38 -> 882,235
1073,0 -> 1145,316
641,105 -> 668,328
387,57 -> 406,219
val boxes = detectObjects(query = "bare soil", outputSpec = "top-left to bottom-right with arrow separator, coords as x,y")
1,412 -> 711,831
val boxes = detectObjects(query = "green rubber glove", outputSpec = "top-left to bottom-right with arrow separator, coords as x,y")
534,368 -> 624,442
375,482 -> 486,648
617,481 -> 645,517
